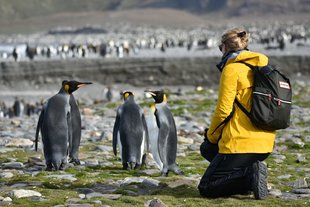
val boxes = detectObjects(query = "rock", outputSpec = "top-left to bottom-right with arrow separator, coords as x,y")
78,194 -> 86,199
45,174 -> 77,182
118,177 -> 160,187
5,138 -> 33,148
82,108 -> 94,115
2,162 -> 24,169
277,174 -> 292,179
12,189 -> 42,198
269,189 -> 282,197
101,194 -> 122,200
85,192 -> 104,199
91,183 -> 118,194
167,178 -> 198,188
67,204 -> 93,207
3,197 -> 12,202
75,188 -> 95,195
85,193 -> 121,200
187,143 -> 200,151
178,136 -> 194,145
66,198 -> 82,204
280,192 -> 298,200
84,159 -> 99,167
27,156 -> 45,166
0,171 -> 14,178
11,120 -> 21,127
273,144 -> 288,152
145,198 -> 167,207
296,153 -> 307,163
96,145 -> 113,152
142,169 -> 160,176
292,189 -> 310,194
142,179 -> 161,188
289,178 -> 308,189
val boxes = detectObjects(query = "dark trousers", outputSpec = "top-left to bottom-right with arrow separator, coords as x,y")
198,140 -> 269,198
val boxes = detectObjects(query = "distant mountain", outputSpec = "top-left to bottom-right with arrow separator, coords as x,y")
0,0 -> 309,20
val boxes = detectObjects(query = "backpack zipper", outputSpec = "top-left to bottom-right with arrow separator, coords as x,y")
253,91 -> 272,101
253,92 -> 292,106
273,97 -> 292,106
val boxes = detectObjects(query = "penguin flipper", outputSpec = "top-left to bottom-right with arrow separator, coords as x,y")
68,94 -> 82,163
112,110 -> 121,156
35,107 -> 44,151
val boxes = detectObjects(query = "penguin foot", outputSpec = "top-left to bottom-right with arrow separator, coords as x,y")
59,163 -> 67,171
123,163 -> 130,170
173,169 -> 184,175
45,164 -> 53,171
141,154 -> 147,166
160,171 -> 169,177
134,164 -> 142,170
69,158 -> 81,165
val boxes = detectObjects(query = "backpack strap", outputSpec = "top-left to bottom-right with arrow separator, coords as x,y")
234,61 -> 253,119
210,108 -> 235,144
234,98 -> 251,118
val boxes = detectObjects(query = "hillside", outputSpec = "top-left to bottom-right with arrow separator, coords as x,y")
0,0 -> 309,34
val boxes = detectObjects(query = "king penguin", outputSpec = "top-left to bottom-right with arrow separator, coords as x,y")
145,90 -> 183,176
35,80 -> 92,170
113,91 -> 148,170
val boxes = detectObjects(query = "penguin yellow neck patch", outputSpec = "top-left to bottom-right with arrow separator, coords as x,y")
151,103 -> 156,112
64,84 -> 70,94
163,94 -> 167,103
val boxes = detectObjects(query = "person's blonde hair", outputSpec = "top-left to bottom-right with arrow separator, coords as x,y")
220,27 -> 250,52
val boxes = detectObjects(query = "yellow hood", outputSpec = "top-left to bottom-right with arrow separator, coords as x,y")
226,50 -> 268,67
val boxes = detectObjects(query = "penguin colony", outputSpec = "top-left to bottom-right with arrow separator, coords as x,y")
35,81 -> 183,176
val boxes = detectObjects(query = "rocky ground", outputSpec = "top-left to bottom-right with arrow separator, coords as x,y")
0,80 -> 309,207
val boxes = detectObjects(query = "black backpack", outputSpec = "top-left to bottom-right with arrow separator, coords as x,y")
235,62 -> 292,131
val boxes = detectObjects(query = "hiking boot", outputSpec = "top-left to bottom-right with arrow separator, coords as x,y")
251,161 -> 268,200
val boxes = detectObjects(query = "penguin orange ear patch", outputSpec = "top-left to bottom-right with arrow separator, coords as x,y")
124,92 -> 130,99
64,84 -> 69,93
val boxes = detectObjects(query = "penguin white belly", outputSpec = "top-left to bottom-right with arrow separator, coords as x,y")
140,131 -> 145,163
117,131 -> 122,160
145,112 -> 163,170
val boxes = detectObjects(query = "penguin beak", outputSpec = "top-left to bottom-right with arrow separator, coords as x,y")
144,90 -> 157,97
77,82 -> 92,88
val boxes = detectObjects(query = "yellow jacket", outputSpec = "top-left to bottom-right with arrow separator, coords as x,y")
207,51 -> 276,154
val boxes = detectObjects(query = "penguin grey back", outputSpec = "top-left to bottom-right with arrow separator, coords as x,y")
113,92 -> 147,170
155,103 -> 178,166
41,93 -> 71,170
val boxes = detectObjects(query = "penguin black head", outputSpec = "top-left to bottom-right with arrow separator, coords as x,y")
122,91 -> 134,101
145,90 -> 166,103
62,80 -> 92,94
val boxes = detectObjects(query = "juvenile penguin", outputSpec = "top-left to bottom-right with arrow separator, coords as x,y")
145,90 -> 183,176
113,91 -> 148,170
35,80 -> 92,170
